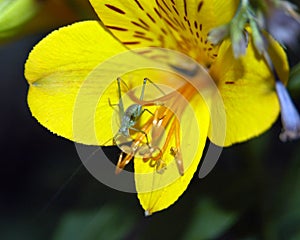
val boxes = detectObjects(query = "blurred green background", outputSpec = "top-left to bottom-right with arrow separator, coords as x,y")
1,0 -> 300,239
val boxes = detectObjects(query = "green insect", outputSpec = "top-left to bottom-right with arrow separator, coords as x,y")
111,77 -> 164,145
109,77 -> 165,173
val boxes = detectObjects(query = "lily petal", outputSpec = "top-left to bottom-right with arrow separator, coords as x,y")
90,0 -> 238,66
25,21 -> 128,144
135,87 -> 210,214
209,32 -> 289,146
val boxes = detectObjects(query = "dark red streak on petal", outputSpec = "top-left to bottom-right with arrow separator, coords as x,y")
183,0 -> 188,16
131,21 -> 149,30
139,18 -> 150,29
156,0 -> 168,15
197,1 -> 204,13
154,7 -> 162,18
172,5 -> 179,16
134,0 -> 144,10
147,13 -> 156,23
106,25 -> 128,31
104,4 -> 125,14
194,21 -> 198,29
134,31 -> 146,35
133,35 -> 154,41
162,0 -> 172,12
122,41 -> 141,45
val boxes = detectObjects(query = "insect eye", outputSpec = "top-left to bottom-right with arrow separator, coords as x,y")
130,115 -> 136,121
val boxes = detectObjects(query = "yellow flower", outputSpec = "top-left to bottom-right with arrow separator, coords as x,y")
24,0 -> 289,215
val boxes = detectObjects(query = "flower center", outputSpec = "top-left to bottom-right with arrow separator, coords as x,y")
115,80 -> 199,175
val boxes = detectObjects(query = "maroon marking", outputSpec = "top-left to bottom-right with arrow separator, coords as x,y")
147,13 -> 156,23
162,0 -> 171,12
134,0 -> 144,10
154,7 -> 162,18
122,41 -> 141,45
163,17 -> 178,31
161,28 -> 168,35
173,17 -> 183,29
187,19 -> 191,27
156,0 -> 168,15
105,25 -> 128,31
194,21 -> 198,29
172,5 -> 179,16
139,18 -> 150,28
225,81 -> 235,84
134,31 -> 146,35
183,0 -> 187,16
105,4 -> 125,14
197,1 -> 204,13
133,35 -> 154,41
136,49 -> 152,54
200,23 -> 202,31
177,18 -> 186,30
131,21 -> 149,30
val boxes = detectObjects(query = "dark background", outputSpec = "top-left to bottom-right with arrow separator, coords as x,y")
1,1 -> 300,239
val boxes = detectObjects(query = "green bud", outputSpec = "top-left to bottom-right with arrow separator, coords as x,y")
207,24 -> 229,45
248,16 -> 265,55
229,0 -> 249,58
0,0 -> 40,38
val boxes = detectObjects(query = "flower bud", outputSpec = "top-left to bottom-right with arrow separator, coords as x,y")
275,81 -> 300,141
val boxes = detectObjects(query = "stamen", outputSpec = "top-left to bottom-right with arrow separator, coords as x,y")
155,159 -> 167,174
115,145 -> 135,174
170,147 -> 184,176
174,119 -> 184,175
275,81 -> 300,141
115,79 -> 200,174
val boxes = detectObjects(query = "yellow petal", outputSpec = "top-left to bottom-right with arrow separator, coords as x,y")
25,21 -> 127,145
134,78 -> 210,215
90,0 -> 238,66
209,33 -> 289,146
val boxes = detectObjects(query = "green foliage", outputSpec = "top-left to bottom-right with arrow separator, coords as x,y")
53,205 -> 136,240
288,62 -> 300,94
263,148 -> 300,239
183,198 -> 238,240
0,0 -> 39,38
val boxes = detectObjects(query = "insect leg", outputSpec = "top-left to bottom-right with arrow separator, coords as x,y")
117,77 -> 125,118
130,127 -> 150,146
144,77 -> 166,96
